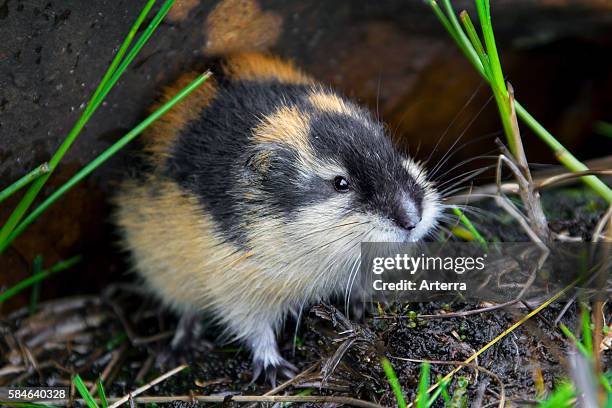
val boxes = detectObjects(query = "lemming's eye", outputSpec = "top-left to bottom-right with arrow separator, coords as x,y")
333,176 -> 350,192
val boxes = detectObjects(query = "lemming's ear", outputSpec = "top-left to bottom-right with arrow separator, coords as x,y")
244,143 -> 297,183
245,148 -> 273,175
244,143 -> 280,179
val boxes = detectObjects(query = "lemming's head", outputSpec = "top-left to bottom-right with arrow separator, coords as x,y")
244,86 -> 441,250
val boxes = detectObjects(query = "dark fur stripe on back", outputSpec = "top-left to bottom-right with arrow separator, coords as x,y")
165,79 -> 311,245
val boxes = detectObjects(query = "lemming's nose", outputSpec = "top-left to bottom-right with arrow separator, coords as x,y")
393,198 -> 421,231
395,215 -> 417,231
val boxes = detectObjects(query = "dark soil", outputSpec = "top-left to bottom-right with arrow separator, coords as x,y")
1,189 -> 610,407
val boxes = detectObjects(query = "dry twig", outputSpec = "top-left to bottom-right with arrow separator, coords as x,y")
108,364 -> 188,408
41,394 -> 385,407
263,363 -> 318,396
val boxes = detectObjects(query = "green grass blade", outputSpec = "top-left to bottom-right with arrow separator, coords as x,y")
381,357 -> 407,408
100,0 -> 176,99
599,373 -> 611,393
73,374 -> 99,408
439,0 -> 483,72
429,2 -> 612,203
514,102 -> 612,202
580,303 -> 593,356
82,0 -> 157,118
0,163 -> 49,203
427,378 -> 448,406
452,208 -> 488,250
429,1 -> 476,69
559,323 -> 590,357
0,0 -> 159,251
416,362 -> 430,408
458,11 -> 487,64
472,0 -> 516,156
594,121 -> 612,138
74,0 -> 157,127
441,389 -> 451,405
428,1 -> 458,44
538,382 -> 574,408
281,388 -> 313,407
2,71 -> 211,249
105,332 -> 128,351
28,255 -> 43,315
458,10 -> 496,89
0,255 -> 81,303
475,0 -> 506,95
75,0 -> 176,125
97,378 -> 108,408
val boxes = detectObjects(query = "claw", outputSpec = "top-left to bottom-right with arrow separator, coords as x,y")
250,361 -> 263,385
266,365 -> 277,388
156,311 -> 211,369
171,310 -> 204,351
251,357 -> 297,386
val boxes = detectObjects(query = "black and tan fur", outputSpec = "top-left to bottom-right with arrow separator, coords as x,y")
115,53 -> 441,382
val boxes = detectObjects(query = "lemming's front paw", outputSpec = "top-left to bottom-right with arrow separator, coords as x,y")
251,356 -> 297,387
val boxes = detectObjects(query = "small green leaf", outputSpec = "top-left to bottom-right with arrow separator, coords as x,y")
381,358 -> 407,408
0,256 -> 82,304
73,374 -> 99,408
97,378 -> 108,408
417,362 -> 430,408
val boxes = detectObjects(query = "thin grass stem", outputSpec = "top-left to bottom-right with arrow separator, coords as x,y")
95,0 -> 176,106
472,0 -> 516,156
97,379 -> 109,408
0,0 -> 161,249
426,378 -> 448,406
514,102 -> 612,202
0,163 -> 49,203
428,1 -> 457,44
538,382 -> 574,408
440,0 -> 482,70
73,374 -> 99,408
458,11 -> 487,64
452,207 -> 488,250
594,121 -> 612,138
428,0 -> 612,202
475,0 -> 506,95
1,72 -> 211,250
580,303 -> 593,356
416,362 -> 430,408
381,358 -> 407,408
28,255 -> 43,315
558,324 -> 591,357
0,255 -> 81,303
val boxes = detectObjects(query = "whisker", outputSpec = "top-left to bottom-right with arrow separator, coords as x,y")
438,165 -> 497,196
298,220 -> 367,240
343,227 -> 375,315
444,192 -> 500,202
432,151 -> 498,183
344,254 -> 361,317
428,93 -> 495,178
424,79 -> 488,167
437,165 -> 493,192
448,204 -> 493,218
292,302 -> 306,356
429,133 -> 501,181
